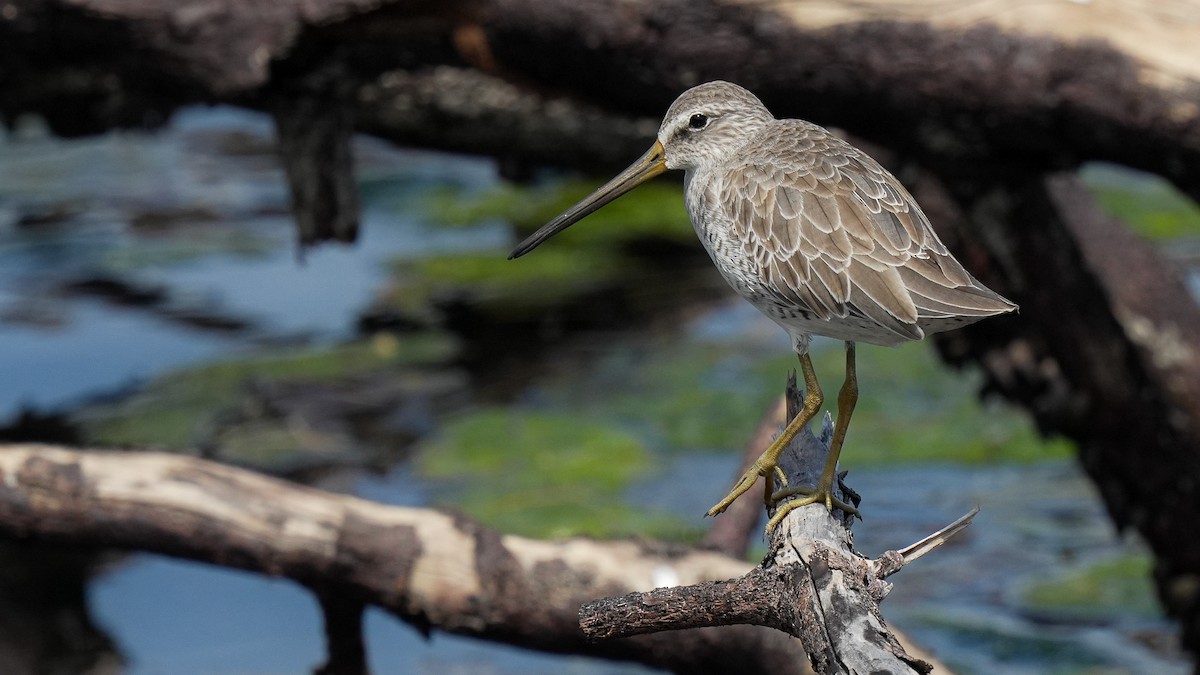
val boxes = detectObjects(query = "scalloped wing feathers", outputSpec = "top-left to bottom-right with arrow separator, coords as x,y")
717,120 -> 1013,343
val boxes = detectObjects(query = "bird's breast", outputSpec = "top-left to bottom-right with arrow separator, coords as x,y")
684,170 -> 751,275
684,168 -> 786,310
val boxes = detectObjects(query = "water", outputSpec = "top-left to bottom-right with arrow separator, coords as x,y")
0,108 -> 507,416
854,463 -> 1184,675
90,558 -> 652,675
2,107 -> 655,675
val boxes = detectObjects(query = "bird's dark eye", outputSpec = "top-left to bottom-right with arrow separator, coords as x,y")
688,114 -> 709,130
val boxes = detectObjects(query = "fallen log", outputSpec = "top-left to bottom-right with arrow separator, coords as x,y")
0,443 -> 824,674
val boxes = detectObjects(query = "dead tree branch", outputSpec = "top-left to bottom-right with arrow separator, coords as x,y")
585,379 -> 974,675
931,171 -> 1200,649
0,443 -> 821,675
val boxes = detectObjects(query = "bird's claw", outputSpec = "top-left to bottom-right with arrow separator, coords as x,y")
765,482 -> 860,532
705,460 -> 773,517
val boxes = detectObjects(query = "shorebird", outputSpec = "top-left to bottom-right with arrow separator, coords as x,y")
509,81 -> 1016,529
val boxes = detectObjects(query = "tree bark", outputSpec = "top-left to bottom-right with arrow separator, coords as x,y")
928,171 -> 1200,650
583,381 -> 973,675
0,443 -> 822,674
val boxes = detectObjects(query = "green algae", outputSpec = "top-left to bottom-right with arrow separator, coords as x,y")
915,612 -> 1113,674
1081,163 -> 1200,241
567,342 -> 786,453
381,180 -> 700,324
386,246 -> 629,320
418,408 -> 696,539
76,332 -> 459,460
537,336 -> 1069,465
1021,553 -> 1161,621
413,334 -> 1066,539
423,177 -> 694,243
100,225 -> 275,272
800,341 -> 1074,466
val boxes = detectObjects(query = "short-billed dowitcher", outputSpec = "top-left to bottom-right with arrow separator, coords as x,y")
509,81 -> 1016,528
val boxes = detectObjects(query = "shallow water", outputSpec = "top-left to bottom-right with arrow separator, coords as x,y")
90,557 -> 656,675
0,108 -> 507,415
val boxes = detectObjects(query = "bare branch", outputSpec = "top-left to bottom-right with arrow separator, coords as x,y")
0,444 -> 821,674
581,378 -> 979,675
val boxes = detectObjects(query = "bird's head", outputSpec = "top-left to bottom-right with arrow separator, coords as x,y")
508,80 -> 771,259
657,80 -> 774,171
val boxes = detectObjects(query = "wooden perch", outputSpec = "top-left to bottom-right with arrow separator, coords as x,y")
582,378 -> 976,675
0,443 -> 836,675
312,591 -> 368,675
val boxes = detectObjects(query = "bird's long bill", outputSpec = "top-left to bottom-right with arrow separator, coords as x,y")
508,140 -> 668,259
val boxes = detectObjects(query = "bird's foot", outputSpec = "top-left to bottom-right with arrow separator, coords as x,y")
705,458 -> 775,517
765,478 -> 860,532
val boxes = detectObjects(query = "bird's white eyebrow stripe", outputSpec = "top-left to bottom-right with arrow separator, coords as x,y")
662,117 -> 692,141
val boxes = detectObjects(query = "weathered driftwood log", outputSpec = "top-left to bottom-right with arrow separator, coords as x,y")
928,170 -> 1200,651
8,0 -> 1200,208
0,443 -> 830,674
583,378 -> 974,675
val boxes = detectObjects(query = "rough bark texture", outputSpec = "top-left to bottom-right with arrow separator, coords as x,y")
583,383 -> 964,675
938,172 -> 1200,644
0,444 -> 820,675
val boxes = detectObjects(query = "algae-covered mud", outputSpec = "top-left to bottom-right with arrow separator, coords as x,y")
1021,553 -> 1160,622
74,334 -> 462,471
413,303 -> 1069,540
1083,163 -> 1200,242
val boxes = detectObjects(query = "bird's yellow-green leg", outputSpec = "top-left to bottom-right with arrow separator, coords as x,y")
706,352 -> 823,517
766,341 -> 861,530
